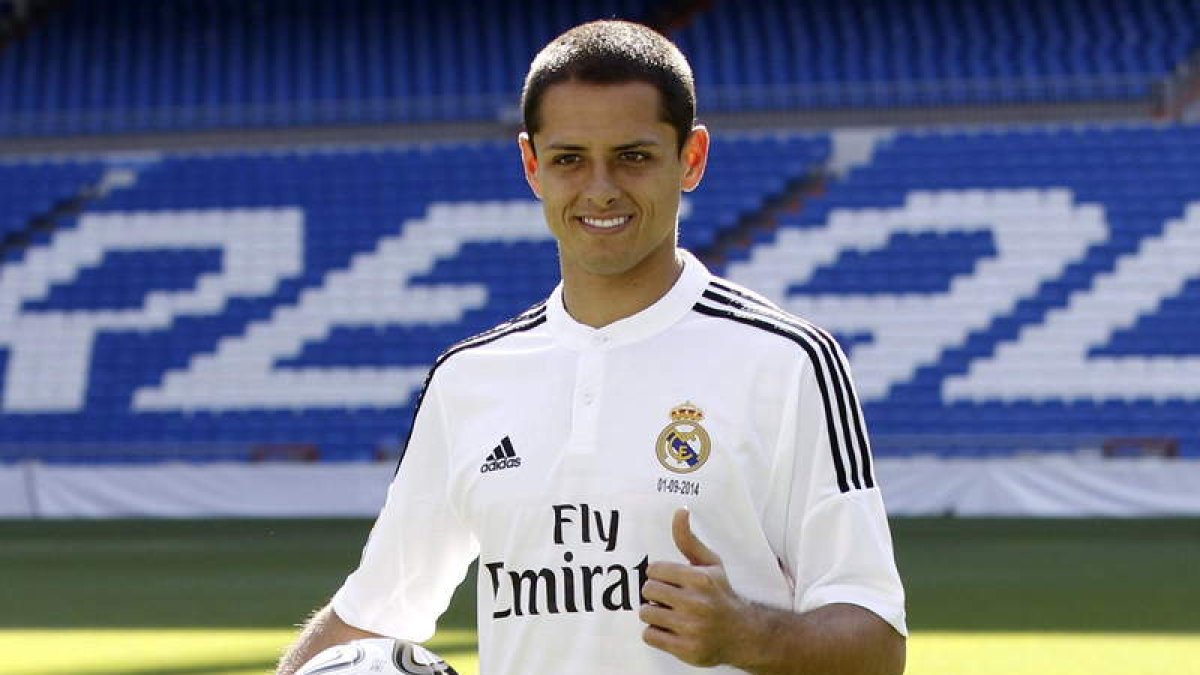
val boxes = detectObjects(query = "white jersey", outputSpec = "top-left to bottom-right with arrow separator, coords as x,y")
333,251 -> 906,674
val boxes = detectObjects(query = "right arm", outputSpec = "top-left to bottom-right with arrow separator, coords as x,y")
275,603 -> 382,675
277,372 -> 476,674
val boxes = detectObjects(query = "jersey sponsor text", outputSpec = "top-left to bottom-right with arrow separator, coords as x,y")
484,502 -> 649,619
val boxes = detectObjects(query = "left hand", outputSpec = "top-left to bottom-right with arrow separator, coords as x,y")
639,508 -> 755,667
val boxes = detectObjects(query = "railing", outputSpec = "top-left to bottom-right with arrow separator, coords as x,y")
0,94 -> 522,137
0,73 -> 1165,138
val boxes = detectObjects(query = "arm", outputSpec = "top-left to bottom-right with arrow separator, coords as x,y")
640,509 -> 905,675
275,603 -> 382,675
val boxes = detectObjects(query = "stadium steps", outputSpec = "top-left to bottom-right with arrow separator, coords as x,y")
696,162 -> 830,269
0,161 -> 113,263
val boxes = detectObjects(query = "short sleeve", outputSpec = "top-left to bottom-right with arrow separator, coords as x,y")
332,375 -> 479,640
780,338 -> 908,636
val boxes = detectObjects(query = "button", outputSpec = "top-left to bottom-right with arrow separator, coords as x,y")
582,391 -> 595,405
592,334 -> 609,346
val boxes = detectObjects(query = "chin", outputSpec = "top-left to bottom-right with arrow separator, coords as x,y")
579,258 -> 639,278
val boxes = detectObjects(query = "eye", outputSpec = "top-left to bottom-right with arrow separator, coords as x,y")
551,154 -> 581,166
619,150 -> 651,163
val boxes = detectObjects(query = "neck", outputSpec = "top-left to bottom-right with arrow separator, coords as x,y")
560,249 -> 685,328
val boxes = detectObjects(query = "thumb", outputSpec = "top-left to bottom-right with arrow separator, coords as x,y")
672,508 -> 722,566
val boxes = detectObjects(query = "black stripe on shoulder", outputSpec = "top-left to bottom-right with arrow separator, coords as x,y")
694,286 -> 874,493
704,283 -> 874,491
393,302 -> 547,476
438,302 -> 548,367
709,278 -> 783,311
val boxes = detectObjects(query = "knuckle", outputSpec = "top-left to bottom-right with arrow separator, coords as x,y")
639,604 -> 664,624
645,562 -> 669,578
695,571 -> 718,590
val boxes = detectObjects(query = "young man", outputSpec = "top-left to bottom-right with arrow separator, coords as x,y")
277,20 -> 906,675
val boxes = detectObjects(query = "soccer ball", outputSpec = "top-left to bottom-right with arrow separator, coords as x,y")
295,637 -> 458,675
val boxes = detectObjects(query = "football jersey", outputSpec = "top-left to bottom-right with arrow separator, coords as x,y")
333,251 -> 907,674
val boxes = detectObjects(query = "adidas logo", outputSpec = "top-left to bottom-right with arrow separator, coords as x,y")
480,436 -> 522,473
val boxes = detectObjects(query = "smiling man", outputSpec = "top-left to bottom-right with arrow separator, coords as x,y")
517,76 -> 706,327
277,20 -> 906,675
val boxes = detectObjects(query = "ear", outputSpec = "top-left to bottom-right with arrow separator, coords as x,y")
518,132 -> 542,199
679,125 -> 710,193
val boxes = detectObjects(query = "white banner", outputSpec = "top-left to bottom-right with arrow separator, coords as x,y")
23,463 -> 393,518
0,465 -> 33,517
3,458 -> 1199,519
875,457 -> 1200,517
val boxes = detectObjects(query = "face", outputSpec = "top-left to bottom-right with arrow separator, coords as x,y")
519,80 -> 708,283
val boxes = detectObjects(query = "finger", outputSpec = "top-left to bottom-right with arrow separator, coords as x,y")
640,577 -> 698,610
672,508 -> 721,566
638,601 -> 684,632
645,560 -> 706,586
642,623 -> 687,654
643,624 -> 707,667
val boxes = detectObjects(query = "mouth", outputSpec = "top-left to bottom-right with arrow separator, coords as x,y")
577,215 -> 633,232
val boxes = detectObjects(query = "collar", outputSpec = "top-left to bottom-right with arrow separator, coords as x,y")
546,249 -> 712,350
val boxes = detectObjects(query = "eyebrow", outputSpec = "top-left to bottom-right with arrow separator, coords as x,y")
544,139 -> 661,152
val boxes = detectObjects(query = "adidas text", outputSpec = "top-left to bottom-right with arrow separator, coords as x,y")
481,457 -> 522,472
480,436 -> 521,473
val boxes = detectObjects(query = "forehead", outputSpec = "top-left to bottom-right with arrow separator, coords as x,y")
533,80 -> 674,147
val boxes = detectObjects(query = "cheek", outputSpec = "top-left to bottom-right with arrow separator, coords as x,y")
539,197 -> 573,236
645,180 -> 682,218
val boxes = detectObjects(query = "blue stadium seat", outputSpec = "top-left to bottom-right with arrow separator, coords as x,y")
2,0 -> 1197,136
0,133 -> 821,462
3,127 -> 1199,462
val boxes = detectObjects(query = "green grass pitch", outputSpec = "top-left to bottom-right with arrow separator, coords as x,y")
1,518 -> 1197,674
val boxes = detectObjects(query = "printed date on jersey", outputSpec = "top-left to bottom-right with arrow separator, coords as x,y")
656,477 -> 701,496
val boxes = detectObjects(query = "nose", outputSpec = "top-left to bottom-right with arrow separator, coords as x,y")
583,163 -> 619,208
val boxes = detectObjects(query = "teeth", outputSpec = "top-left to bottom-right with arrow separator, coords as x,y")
581,216 -> 629,229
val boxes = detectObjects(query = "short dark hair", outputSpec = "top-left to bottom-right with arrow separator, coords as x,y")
521,20 -> 696,155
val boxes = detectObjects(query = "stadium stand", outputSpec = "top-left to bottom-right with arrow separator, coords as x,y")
0,1 -> 1198,471
727,124 -> 1200,457
0,133 -> 830,462
1,0 -> 1198,136
0,0 -> 661,136
2,125 -> 1199,461
677,0 -> 1200,109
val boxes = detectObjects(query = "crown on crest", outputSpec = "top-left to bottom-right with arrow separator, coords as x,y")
669,401 -> 704,422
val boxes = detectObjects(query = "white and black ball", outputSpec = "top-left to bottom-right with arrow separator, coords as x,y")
295,638 -> 458,675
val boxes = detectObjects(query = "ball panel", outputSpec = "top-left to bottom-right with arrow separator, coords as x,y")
295,638 -> 457,675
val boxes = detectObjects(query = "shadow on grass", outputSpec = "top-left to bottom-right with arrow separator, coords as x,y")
61,647 -> 479,675
3,518 -> 1198,633
892,518 -> 1200,633
70,658 -> 279,675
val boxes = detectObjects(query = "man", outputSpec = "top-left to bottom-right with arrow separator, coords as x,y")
277,19 -> 906,675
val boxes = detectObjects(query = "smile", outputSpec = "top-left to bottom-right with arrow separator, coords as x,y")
579,215 -> 631,230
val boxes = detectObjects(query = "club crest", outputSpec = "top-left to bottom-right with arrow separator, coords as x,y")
655,402 -> 711,474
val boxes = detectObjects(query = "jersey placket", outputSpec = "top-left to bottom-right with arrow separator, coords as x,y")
566,333 -> 610,454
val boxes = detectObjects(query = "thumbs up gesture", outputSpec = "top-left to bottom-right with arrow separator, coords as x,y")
640,509 -> 755,667
671,506 -> 723,567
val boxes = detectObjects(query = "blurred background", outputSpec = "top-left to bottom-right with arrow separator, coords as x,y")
0,1 -> 1198,673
